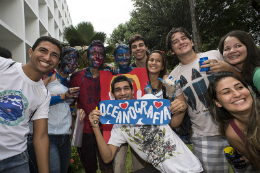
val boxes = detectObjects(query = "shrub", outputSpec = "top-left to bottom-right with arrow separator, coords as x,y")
68,146 -> 83,173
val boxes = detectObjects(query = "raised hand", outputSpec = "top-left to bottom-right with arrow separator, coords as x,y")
89,109 -> 101,128
65,87 -> 80,99
144,81 -> 153,94
158,76 -> 181,98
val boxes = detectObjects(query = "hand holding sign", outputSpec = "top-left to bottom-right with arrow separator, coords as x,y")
158,76 -> 181,98
89,109 -> 101,128
99,99 -> 171,125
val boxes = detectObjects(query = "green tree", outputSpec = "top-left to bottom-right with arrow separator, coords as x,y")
63,21 -> 106,47
108,0 -> 192,70
198,0 -> 260,50
63,21 -> 114,68
108,0 -> 260,71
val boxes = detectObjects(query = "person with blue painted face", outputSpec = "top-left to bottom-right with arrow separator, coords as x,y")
112,44 -> 133,74
112,45 -> 149,173
27,47 -> 81,173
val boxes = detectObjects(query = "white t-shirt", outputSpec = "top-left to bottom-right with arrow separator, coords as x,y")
109,124 -> 202,172
108,94 -> 203,173
170,50 -> 223,136
0,57 -> 50,160
30,78 -> 73,135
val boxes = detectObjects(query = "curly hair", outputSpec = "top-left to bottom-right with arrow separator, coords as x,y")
207,71 -> 260,161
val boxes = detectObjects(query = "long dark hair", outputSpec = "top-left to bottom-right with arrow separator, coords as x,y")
218,30 -> 260,85
207,71 -> 260,161
146,50 -> 167,92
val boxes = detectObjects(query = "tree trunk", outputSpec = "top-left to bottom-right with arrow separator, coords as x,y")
189,0 -> 202,53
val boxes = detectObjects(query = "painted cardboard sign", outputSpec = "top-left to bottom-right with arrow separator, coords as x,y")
99,99 -> 171,125
100,68 -> 148,100
100,68 -> 149,142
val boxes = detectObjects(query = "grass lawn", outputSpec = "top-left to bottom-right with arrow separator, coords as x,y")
77,144 -> 234,173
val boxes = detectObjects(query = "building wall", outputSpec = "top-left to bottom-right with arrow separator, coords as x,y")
0,0 -> 72,63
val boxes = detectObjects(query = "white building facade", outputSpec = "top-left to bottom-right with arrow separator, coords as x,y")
0,0 -> 72,63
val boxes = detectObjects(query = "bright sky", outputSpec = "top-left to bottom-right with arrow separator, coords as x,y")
66,0 -> 134,39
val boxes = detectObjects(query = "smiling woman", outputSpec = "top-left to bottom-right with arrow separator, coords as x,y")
207,71 -> 260,172
218,30 -> 260,97
145,50 -> 167,98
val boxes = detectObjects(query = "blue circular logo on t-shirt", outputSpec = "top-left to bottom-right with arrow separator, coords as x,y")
0,90 -> 28,126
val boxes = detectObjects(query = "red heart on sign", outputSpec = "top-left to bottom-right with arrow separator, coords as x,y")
119,102 -> 128,109
154,101 -> 163,109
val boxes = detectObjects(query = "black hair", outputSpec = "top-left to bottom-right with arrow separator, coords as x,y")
146,50 -> 167,92
0,46 -> 12,59
57,47 -> 79,70
128,34 -> 147,50
111,75 -> 133,94
86,40 -> 106,59
32,36 -> 62,60
218,30 -> 260,85
166,27 -> 192,52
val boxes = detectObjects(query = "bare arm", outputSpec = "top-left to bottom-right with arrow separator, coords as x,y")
169,94 -> 188,129
89,110 -> 118,163
202,59 -> 241,77
226,125 -> 260,171
33,118 -> 49,173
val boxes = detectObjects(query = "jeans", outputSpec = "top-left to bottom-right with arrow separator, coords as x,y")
0,150 -> 29,173
27,134 -> 71,173
77,131 -> 113,173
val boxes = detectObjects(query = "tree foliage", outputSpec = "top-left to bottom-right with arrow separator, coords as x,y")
63,21 -> 106,47
198,0 -> 260,50
63,22 -> 114,69
108,0 -> 260,70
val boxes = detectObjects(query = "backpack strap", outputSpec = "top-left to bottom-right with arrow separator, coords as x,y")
2,62 -> 16,73
8,62 -> 16,69
28,89 -> 49,122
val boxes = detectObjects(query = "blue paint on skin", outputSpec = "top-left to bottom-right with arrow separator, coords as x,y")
59,48 -> 79,75
61,52 -> 79,74
116,48 -> 132,74
50,95 -> 63,105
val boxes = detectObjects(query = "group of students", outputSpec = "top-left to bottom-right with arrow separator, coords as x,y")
0,26 -> 260,173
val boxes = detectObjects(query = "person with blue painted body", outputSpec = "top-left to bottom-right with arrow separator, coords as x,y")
27,47 -> 80,173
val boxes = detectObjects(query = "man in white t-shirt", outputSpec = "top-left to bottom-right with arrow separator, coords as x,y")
88,75 -> 203,173
0,36 -> 62,173
165,27 -> 241,172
